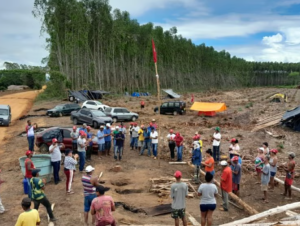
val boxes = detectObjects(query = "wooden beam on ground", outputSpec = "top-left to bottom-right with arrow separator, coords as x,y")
220,202 -> 300,226
169,162 -> 187,165
251,119 -> 282,132
187,213 -> 201,226
232,220 -> 300,226
286,210 -> 298,217
275,177 -> 300,192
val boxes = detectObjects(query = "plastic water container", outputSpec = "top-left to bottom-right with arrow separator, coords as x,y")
19,154 -> 53,183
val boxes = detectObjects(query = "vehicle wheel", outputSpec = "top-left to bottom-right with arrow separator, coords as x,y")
75,99 -> 79,104
82,106 -> 86,108
69,96 -> 74,102
59,112 -> 63,117
112,117 -> 118,123
93,121 -> 98,128
173,111 -> 178,116
155,110 -> 159,114
40,144 -> 49,153
131,116 -> 137,121
98,108 -> 103,112
73,118 -> 78,125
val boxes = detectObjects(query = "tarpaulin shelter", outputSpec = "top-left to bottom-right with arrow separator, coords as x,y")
282,106 -> 300,131
269,93 -> 287,103
68,90 -> 89,103
162,89 -> 181,99
190,102 -> 227,117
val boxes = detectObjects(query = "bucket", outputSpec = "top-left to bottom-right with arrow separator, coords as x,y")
19,154 -> 52,183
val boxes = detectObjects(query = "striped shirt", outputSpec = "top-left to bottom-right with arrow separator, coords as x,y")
82,175 -> 96,196
30,178 -> 45,200
64,156 -> 77,170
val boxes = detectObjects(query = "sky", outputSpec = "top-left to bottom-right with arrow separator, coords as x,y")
1,0 -> 300,68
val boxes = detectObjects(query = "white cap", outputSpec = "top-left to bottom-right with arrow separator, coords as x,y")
220,160 -> 228,166
152,119 -> 156,122
115,126 -> 119,129
85,165 -> 95,172
100,125 -> 104,128
258,147 -> 264,152
106,123 -> 111,127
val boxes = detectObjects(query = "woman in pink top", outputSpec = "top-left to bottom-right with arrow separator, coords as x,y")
91,185 -> 116,226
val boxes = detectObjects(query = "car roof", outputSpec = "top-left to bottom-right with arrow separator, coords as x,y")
109,107 -> 127,109
0,105 -> 10,109
162,101 -> 185,103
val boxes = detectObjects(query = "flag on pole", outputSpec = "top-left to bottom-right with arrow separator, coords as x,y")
152,39 -> 157,63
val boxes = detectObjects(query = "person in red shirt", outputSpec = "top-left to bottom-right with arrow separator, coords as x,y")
174,133 -> 184,162
25,150 -> 35,198
220,160 -> 232,211
140,100 -> 145,109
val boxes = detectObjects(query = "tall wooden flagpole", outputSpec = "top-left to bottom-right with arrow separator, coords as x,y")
152,39 -> 162,166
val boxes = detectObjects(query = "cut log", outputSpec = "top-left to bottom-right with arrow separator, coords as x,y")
274,177 -> 300,192
169,162 -> 187,165
251,118 -> 282,132
220,202 -> 300,226
286,210 -> 298,217
187,213 -> 201,226
230,220 -> 300,225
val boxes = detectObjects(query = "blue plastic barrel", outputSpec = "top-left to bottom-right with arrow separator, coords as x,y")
19,154 -> 53,183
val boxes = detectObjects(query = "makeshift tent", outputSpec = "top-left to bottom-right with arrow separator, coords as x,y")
162,89 -> 181,99
131,92 -> 140,97
190,102 -> 227,116
68,90 -> 88,103
269,93 -> 287,102
282,106 -> 300,131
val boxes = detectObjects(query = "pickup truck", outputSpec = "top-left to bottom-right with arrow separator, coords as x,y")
70,108 -> 113,128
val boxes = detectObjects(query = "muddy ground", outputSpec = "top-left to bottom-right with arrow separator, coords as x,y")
1,87 -> 300,226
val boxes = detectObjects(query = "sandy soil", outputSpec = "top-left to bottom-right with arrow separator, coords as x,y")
1,87 -> 300,226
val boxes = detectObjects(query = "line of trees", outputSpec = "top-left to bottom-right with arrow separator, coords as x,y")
32,0 -> 300,93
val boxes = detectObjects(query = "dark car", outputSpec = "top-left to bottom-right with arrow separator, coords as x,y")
47,104 -> 81,117
154,101 -> 186,115
70,108 -> 112,128
35,127 -> 98,153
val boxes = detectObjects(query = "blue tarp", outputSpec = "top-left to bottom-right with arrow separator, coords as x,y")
131,92 -> 151,97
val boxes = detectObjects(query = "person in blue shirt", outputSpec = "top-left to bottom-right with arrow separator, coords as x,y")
79,123 -> 88,134
104,123 -> 112,156
192,141 -> 201,184
140,127 -> 151,156
97,126 -> 105,159
86,126 -> 93,161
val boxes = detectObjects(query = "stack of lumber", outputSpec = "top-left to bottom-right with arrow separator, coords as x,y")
149,177 -> 195,198
251,113 -> 283,132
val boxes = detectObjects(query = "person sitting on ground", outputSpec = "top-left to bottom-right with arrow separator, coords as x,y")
64,149 -> 79,195
282,152 -> 296,200
30,169 -> 57,222
192,142 -> 201,184
255,147 -> 265,184
91,185 -> 116,226
229,138 -> 240,160
269,149 -> 278,191
202,149 -> 215,176
167,129 -> 176,160
198,172 -> 218,226
0,169 -> 4,214
170,171 -> 188,226
261,155 -> 270,203
219,161 -> 232,212
231,156 -> 242,197
262,142 -> 269,155
174,133 -> 184,162
15,197 -> 40,226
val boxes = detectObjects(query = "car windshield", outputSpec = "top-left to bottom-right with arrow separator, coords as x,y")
0,109 -> 8,115
54,105 -> 64,110
92,111 -> 106,117
95,101 -> 103,105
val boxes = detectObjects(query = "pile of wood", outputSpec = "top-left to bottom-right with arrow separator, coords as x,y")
251,113 -> 284,132
149,177 -> 196,198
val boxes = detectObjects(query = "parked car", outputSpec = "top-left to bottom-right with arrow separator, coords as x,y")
46,103 -> 81,117
0,105 -> 11,126
154,101 -> 186,115
70,108 -> 112,128
82,100 -> 109,112
104,107 -> 138,123
35,127 -> 98,153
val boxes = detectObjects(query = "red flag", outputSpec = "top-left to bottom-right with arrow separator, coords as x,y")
152,39 -> 157,63
191,94 -> 194,103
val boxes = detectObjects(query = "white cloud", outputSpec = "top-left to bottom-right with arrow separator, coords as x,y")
262,33 -> 283,45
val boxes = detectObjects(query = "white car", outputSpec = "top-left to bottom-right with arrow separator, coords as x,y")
82,100 -> 109,112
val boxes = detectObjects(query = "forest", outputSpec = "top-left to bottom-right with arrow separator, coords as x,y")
32,0 -> 300,93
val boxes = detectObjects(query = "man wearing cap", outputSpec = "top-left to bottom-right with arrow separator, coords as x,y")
130,123 -> 139,150
104,124 -> 112,156
140,126 -> 151,156
30,169 -> 57,222
231,156 -> 242,196
78,131 -> 87,172
86,126 -> 93,161
150,127 -> 158,160
80,123 -> 88,134
115,129 -> 125,161
25,150 -> 35,198
82,165 -> 101,226
191,141 -> 201,184
151,119 -> 158,130
91,185 -> 116,226
283,152 -> 296,200
71,126 -> 79,154
137,125 -> 145,153
220,160 -> 232,211
64,149 -> 79,194
167,129 -> 176,160
113,126 -> 120,154
15,197 -> 40,226
174,133 -> 184,162
170,171 -> 188,226
49,138 -> 65,185
212,127 -> 221,162
25,120 -> 37,152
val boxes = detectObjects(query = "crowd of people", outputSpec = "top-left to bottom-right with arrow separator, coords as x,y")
0,120 -> 296,226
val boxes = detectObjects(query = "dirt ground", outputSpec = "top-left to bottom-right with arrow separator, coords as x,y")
1,87 -> 300,226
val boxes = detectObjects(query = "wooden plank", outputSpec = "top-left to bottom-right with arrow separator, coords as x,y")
142,204 -> 172,216
251,119 -> 281,132
230,220 -> 300,226
169,162 -> 187,165
188,213 -> 201,226
256,116 -> 283,126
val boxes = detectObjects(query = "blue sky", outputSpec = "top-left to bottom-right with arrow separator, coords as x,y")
1,0 -> 300,67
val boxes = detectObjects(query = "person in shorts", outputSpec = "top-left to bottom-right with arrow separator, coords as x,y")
269,149 -> 278,191
198,172 -> 218,226
261,155 -> 270,203
282,152 -> 296,200
170,171 -> 188,226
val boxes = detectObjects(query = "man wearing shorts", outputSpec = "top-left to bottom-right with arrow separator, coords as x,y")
97,126 -> 105,159
283,152 -> 295,200
261,156 -> 270,203
170,171 -> 188,226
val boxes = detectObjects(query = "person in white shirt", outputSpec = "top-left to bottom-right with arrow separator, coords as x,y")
77,131 -> 87,172
167,129 -> 176,160
229,138 -> 240,159
49,138 -> 65,185
212,127 -> 221,162
150,127 -> 158,160
130,123 -> 140,150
